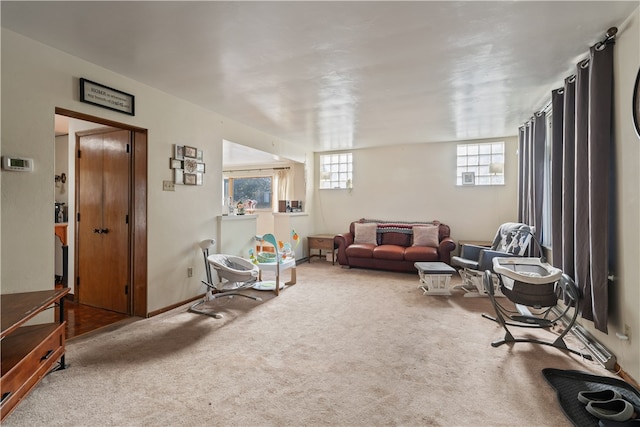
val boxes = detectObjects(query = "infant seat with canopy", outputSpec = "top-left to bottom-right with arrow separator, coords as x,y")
451,222 -> 535,297
482,257 -> 591,359
189,239 -> 262,319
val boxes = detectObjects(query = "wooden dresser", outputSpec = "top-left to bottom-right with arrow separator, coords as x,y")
1,289 -> 69,421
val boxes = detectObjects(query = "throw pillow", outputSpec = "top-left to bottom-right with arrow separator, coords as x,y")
354,223 -> 378,245
412,225 -> 439,247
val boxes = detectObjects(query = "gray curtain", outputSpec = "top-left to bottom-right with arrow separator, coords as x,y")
561,77 -> 576,279
532,114 -> 546,254
517,127 -> 526,222
586,44 -> 613,332
517,125 -> 528,220
522,41 -> 614,333
574,59 -> 592,320
550,89 -> 564,268
517,113 -> 545,256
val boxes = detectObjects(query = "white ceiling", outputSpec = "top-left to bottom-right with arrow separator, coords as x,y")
3,1 -> 638,157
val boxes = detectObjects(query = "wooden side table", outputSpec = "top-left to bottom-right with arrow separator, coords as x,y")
308,234 -> 336,264
1,288 -> 69,421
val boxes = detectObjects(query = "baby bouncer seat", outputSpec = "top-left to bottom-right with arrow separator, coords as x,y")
189,239 -> 262,319
482,257 -> 590,359
451,222 -> 535,297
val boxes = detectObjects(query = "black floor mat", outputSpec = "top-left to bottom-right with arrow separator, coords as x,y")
542,368 -> 640,427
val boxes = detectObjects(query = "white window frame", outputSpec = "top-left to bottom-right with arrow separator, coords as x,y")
456,142 -> 505,186
319,152 -> 353,190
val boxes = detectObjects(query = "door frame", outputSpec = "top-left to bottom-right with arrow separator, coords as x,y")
56,107 -> 148,317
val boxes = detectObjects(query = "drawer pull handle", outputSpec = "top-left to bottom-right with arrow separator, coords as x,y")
41,349 -> 54,361
1,392 -> 11,404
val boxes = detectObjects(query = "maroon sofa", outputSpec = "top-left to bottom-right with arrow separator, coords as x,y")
334,219 -> 456,273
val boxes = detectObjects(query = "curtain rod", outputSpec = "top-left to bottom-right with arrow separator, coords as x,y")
595,27 -> 618,50
528,26 -> 618,120
540,99 -> 552,115
223,166 -> 290,173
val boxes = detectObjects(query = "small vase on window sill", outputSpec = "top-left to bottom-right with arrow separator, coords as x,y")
245,199 -> 256,215
227,198 -> 235,215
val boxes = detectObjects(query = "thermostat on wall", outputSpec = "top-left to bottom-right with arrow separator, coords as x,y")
2,156 -> 34,171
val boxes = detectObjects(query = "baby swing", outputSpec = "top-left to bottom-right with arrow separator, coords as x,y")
482,257 -> 590,359
189,239 -> 262,319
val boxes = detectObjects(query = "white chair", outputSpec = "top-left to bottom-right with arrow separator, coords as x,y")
189,239 -> 262,318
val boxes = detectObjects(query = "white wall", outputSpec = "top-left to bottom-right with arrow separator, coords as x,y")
216,215 -> 258,258
312,137 -> 519,241
0,29 -> 308,313
588,7 -> 639,383
2,7 -> 639,382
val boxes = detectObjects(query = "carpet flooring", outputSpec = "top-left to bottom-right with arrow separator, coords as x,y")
3,262 -> 618,426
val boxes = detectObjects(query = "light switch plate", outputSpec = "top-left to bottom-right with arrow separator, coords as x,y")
163,180 -> 175,191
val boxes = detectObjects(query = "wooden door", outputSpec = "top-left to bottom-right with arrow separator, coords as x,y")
76,129 -> 130,314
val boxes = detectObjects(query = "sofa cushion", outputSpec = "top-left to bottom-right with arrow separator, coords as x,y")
380,231 -> 411,246
404,246 -> 439,262
345,244 -> 376,258
354,223 -> 378,245
372,245 -> 405,261
412,225 -> 439,247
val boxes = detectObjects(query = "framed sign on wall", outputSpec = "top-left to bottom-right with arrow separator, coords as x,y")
80,78 -> 135,116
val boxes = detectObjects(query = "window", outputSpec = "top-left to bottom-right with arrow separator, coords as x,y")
456,142 -> 504,186
319,153 -> 352,189
224,176 -> 273,209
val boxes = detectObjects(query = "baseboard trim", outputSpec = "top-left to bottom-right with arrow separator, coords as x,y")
551,307 -> 639,388
616,364 -> 640,389
146,294 -> 204,318
552,306 -> 616,369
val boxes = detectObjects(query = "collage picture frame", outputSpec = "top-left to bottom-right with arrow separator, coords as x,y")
171,144 -> 205,186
